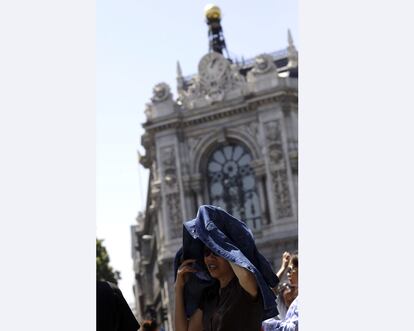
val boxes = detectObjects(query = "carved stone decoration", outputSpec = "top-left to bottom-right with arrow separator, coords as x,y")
150,186 -> 160,207
238,122 -> 259,144
188,137 -> 201,151
246,54 -> 279,93
186,136 -> 202,165
161,146 -> 176,169
165,193 -> 182,239
265,121 -> 279,141
144,103 -> 153,120
136,211 -> 145,231
160,145 -> 182,238
186,77 -> 204,99
140,234 -> 153,265
163,169 -> 177,188
229,64 -> 247,88
205,88 -> 225,103
250,54 -> 277,75
151,82 -> 172,103
264,120 -> 293,218
246,122 -> 258,138
160,146 -> 178,194
142,132 -> 152,150
139,132 -> 155,169
271,169 -> 293,218
138,151 -> 152,169
179,53 -> 247,109
268,147 -> 284,164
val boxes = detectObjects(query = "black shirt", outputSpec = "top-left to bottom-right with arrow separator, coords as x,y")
199,277 -> 264,331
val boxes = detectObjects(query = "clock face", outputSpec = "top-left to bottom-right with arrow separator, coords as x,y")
198,52 -> 229,85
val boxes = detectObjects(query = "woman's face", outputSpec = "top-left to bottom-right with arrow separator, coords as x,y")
287,263 -> 298,287
203,247 -> 233,279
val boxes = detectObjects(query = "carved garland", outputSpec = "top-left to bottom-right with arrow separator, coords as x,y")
182,63 -> 247,107
264,120 -> 293,218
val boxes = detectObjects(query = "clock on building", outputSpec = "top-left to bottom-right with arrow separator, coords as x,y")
198,52 -> 230,87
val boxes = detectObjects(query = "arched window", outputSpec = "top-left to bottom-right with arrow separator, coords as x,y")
207,143 -> 261,230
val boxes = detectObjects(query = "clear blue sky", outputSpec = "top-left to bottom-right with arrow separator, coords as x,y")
96,0 -> 298,305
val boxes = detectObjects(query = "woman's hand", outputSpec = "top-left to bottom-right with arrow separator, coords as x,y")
175,259 -> 200,331
175,259 -> 197,290
276,251 -> 291,280
281,251 -> 291,270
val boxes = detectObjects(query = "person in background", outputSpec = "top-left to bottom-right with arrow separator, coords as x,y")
97,280 -> 140,331
274,252 -> 298,319
141,319 -> 159,331
262,254 -> 299,331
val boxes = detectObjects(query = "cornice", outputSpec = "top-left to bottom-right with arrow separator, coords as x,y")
142,88 -> 297,134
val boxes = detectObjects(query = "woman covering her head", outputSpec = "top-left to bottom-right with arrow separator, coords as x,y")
174,205 -> 279,331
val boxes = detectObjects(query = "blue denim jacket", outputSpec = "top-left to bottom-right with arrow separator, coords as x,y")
174,205 -> 279,320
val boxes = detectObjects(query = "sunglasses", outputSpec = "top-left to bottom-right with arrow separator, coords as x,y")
203,247 -> 219,257
287,267 -> 298,274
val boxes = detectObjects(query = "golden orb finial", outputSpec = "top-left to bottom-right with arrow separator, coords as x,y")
204,4 -> 221,20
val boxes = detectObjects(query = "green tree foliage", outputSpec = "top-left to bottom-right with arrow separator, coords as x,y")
96,238 -> 121,284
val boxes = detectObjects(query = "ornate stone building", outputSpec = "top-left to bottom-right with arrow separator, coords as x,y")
131,5 -> 298,330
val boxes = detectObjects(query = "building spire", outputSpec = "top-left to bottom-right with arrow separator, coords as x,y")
176,61 -> 183,78
287,29 -> 298,67
288,29 -> 295,47
176,60 -> 184,94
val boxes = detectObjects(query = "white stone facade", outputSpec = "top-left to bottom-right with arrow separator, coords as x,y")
131,37 -> 298,331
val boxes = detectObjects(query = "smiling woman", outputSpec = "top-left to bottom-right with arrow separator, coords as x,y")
175,250 -> 263,331
174,205 -> 279,331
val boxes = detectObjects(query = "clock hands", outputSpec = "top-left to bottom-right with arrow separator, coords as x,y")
210,58 -> 217,69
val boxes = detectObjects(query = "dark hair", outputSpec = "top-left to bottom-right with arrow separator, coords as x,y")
290,254 -> 298,268
142,319 -> 158,331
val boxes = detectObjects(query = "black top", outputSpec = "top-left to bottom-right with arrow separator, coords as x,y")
97,281 -> 140,331
199,277 -> 263,331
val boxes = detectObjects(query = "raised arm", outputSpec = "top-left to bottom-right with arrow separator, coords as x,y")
276,251 -> 291,280
174,259 -> 203,331
229,261 -> 258,299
